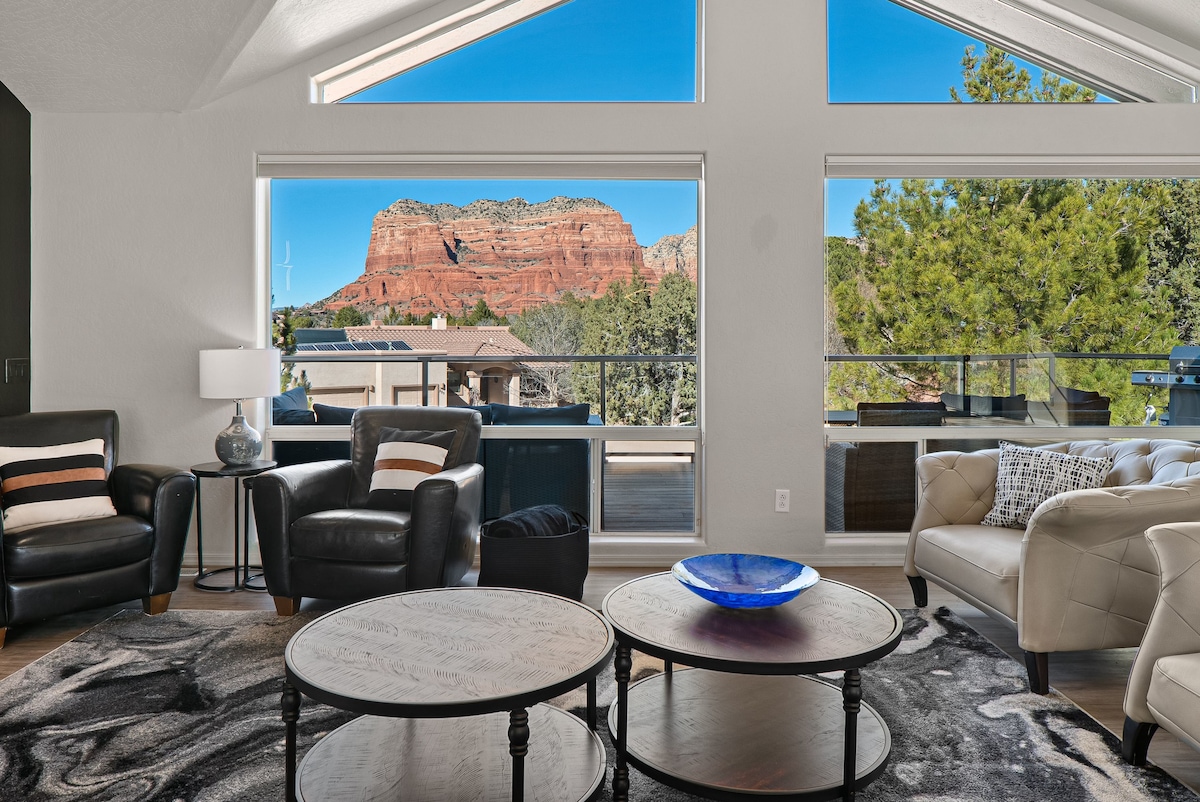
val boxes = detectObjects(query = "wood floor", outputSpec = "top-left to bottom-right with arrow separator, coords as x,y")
0,565 -> 1195,793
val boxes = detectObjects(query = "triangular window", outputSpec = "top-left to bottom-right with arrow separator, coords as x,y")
316,0 -> 699,103
829,0 -> 1199,103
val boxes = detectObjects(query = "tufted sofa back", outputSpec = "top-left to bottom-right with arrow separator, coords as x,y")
998,439 -> 1200,486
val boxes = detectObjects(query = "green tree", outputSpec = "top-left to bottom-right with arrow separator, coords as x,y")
573,267 -> 697,425
949,44 -> 1097,103
331,305 -> 367,328
464,298 -> 502,326
272,307 -> 298,391
828,176 -> 1176,424
1147,179 -> 1200,343
510,294 -> 585,405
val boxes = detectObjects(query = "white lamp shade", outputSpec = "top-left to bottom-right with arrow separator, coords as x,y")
199,348 -> 282,400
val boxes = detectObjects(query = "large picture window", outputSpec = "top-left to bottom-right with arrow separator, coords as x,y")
259,155 -> 702,534
824,161 -> 1200,533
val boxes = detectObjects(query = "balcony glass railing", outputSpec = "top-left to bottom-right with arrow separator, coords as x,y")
269,352 -> 699,537
823,351 -> 1196,535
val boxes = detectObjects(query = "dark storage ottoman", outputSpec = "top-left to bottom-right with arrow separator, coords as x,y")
477,504 -> 589,600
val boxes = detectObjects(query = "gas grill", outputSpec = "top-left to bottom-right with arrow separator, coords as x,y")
1131,345 -> 1200,426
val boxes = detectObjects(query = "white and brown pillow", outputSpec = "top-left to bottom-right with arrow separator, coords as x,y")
982,441 -> 1112,529
366,429 -> 457,510
0,439 -> 118,533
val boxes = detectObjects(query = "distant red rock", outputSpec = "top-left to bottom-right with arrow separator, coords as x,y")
317,197 -> 693,317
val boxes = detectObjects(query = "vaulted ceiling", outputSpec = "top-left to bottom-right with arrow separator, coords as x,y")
0,0 -> 1198,112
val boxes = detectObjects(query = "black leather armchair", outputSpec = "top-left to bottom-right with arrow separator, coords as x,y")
0,410 -> 196,647
252,406 -> 484,615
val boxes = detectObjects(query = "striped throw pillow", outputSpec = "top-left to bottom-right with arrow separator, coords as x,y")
366,429 -> 457,511
0,439 -> 118,533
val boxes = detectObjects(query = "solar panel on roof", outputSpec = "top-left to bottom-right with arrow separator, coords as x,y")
332,342 -> 357,351
390,341 -> 412,351
352,341 -> 377,351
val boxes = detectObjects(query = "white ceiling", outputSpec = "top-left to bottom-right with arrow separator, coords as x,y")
0,0 -> 1198,112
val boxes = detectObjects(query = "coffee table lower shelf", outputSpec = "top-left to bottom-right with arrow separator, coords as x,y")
296,703 -> 605,802
610,668 -> 890,801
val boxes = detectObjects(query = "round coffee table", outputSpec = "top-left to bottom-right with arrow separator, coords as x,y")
602,572 -> 903,802
282,586 -> 614,802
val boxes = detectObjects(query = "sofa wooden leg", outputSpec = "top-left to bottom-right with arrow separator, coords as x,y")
1122,716 -> 1158,765
274,596 -> 301,616
0,628 -> 7,649
1024,650 -> 1049,694
907,575 -> 928,607
142,592 -> 172,615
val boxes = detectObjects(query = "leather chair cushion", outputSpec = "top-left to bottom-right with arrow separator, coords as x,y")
290,509 -> 411,563
1148,653 -> 1200,751
4,515 -> 154,579
914,524 -> 1022,619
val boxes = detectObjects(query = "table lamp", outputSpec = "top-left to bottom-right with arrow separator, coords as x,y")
199,347 -> 282,466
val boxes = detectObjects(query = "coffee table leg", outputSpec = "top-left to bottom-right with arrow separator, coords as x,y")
509,707 -> 529,802
842,668 -> 861,802
282,680 -> 301,802
613,643 -> 631,802
587,677 -> 597,730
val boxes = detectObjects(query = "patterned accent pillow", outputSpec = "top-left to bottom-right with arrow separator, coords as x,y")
982,441 -> 1113,528
366,429 -> 457,511
0,439 -> 118,533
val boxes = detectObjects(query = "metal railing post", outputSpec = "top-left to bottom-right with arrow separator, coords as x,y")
421,359 -> 430,406
599,360 -> 607,424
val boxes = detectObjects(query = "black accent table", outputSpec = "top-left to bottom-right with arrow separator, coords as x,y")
191,460 -> 276,592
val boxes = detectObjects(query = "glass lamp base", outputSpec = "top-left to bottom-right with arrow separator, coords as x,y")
215,414 -> 262,466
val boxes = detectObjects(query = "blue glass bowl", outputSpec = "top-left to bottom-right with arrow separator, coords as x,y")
671,553 -> 820,609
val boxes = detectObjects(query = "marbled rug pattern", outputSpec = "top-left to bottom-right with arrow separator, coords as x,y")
0,606 -> 1192,801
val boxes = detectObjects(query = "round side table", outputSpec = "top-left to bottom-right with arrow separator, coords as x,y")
191,460 -> 277,592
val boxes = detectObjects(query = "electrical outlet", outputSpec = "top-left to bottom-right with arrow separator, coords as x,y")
775,489 -> 790,513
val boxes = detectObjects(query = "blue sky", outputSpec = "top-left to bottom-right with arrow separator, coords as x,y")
347,0 -> 696,102
271,0 -> 1103,306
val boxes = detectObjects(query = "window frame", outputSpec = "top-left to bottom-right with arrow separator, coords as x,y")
255,152 -> 706,539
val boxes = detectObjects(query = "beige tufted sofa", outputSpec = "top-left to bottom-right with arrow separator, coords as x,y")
1122,522 -> 1200,765
904,439 -> 1200,693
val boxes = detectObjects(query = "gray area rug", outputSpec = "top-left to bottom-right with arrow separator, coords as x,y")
0,605 -> 1192,801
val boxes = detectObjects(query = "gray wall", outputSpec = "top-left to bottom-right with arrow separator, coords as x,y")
0,79 -> 29,416
22,1 -> 1200,565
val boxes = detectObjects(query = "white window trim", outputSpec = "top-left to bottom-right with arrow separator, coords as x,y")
312,0 -> 570,103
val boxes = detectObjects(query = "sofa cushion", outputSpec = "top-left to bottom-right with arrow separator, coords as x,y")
915,524 -> 1023,621
1148,653 -> 1200,751
313,403 -> 356,425
982,441 -> 1112,528
489,403 -> 591,425
0,439 -> 118,534
290,508 -> 411,562
366,429 -> 456,510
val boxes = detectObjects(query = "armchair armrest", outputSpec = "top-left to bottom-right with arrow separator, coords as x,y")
1018,477 -> 1200,653
905,449 -> 1000,575
1124,522 -> 1200,724
111,463 -> 196,595
252,460 -> 352,597
408,462 -> 484,590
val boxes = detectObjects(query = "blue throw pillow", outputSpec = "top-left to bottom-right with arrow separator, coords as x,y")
273,386 -> 309,412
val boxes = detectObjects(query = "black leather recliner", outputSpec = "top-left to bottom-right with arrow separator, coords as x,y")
0,410 -> 196,647
252,406 -> 484,615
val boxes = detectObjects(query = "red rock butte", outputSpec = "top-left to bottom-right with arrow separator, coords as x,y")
319,197 -> 697,317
